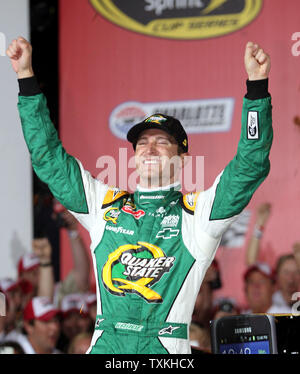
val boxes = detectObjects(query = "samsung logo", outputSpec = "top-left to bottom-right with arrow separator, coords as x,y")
234,327 -> 252,334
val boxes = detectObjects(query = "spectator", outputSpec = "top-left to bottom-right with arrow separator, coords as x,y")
17,215 -> 91,309
246,202 -> 271,266
246,202 -> 300,313
52,206 -> 91,306
189,321 -> 211,353
0,279 -> 29,339
14,296 -> 61,354
243,262 -> 289,314
84,293 -> 97,324
67,332 -> 92,354
192,260 -> 222,327
17,206 -> 91,308
212,297 -> 240,320
57,293 -> 93,353
272,248 -> 300,311
17,252 -> 40,297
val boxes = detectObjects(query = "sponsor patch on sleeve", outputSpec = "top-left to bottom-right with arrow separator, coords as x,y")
247,111 -> 259,140
102,188 -> 130,209
180,192 -> 201,215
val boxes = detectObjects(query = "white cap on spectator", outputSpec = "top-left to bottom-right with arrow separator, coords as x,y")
18,252 -> 40,276
85,293 -> 97,307
61,294 -> 89,318
243,262 -> 275,282
0,278 -> 21,293
0,277 -> 33,294
23,296 -> 61,321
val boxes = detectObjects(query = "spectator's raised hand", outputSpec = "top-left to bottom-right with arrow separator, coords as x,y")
32,238 -> 52,265
256,202 -> 271,227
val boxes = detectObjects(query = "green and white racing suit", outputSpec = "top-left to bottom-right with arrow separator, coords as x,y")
17,77 -> 273,354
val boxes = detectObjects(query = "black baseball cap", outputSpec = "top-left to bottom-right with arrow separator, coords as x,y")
127,114 -> 188,153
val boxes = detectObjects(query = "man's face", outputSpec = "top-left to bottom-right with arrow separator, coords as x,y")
134,129 -> 184,188
277,258 -> 300,296
26,317 -> 60,354
245,271 -> 274,313
62,312 -> 85,340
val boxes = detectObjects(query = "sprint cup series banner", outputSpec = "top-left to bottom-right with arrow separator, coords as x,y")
59,0 -> 300,305
90,0 -> 262,39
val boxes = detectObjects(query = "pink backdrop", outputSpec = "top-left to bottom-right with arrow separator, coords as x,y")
59,0 -> 300,307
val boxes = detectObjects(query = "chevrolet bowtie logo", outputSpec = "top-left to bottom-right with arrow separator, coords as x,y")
158,325 -> 180,336
156,228 -> 179,239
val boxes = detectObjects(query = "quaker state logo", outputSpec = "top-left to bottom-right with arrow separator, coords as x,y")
101,242 -> 175,303
90,0 -> 263,40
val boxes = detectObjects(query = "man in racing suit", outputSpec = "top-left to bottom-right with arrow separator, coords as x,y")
7,37 -> 272,354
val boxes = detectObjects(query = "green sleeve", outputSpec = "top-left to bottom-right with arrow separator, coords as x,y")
210,96 -> 273,220
18,93 -> 88,214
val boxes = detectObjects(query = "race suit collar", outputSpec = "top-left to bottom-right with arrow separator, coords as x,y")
134,182 -> 181,206
136,182 -> 181,192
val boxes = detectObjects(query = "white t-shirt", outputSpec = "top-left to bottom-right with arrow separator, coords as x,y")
272,290 -> 293,313
4,333 -> 61,354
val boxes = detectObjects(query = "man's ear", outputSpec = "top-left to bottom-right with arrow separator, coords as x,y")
23,320 -> 34,335
180,152 -> 190,169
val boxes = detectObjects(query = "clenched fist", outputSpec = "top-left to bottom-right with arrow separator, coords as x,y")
6,36 -> 34,79
244,42 -> 271,81
32,238 -> 52,265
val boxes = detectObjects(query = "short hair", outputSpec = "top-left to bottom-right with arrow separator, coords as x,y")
275,254 -> 295,275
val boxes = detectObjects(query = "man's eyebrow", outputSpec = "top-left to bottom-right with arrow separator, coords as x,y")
138,134 -> 172,141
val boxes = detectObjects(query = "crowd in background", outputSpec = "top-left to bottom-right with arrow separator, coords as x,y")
0,202 -> 95,354
1,200 -> 300,354
190,202 -> 300,353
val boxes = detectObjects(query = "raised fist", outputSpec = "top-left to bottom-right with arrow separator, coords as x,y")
6,36 -> 34,79
244,42 -> 271,81
256,202 -> 271,227
32,238 -> 52,265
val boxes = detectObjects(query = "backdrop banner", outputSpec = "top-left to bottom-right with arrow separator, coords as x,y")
0,0 -> 31,281
59,0 -> 300,306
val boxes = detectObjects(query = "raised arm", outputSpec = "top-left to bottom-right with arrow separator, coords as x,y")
61,210 -> 91,292
32,238 -> 55,300
7,37 -> 108,231
209,42 -> 273,223
246,202 -> 271,265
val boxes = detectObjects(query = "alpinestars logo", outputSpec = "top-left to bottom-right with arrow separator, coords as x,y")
102,242 -> 175,303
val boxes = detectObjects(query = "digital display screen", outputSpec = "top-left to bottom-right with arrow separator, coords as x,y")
219,335 -> 270,354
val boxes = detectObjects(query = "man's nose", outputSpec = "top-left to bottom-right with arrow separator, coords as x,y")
48,320 -> 60,332
145,141 -> 157,154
